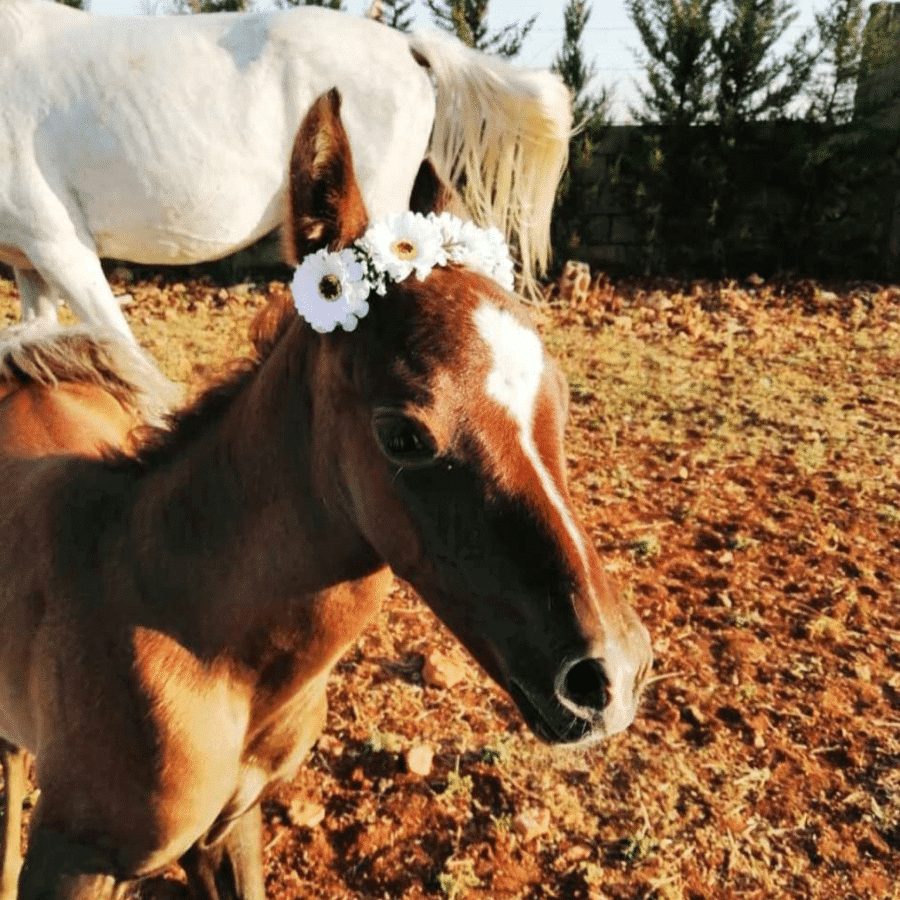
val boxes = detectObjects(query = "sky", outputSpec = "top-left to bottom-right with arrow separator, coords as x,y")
83,0 -> 876,122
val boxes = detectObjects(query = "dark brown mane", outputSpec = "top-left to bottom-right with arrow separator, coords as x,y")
248,290 -> 298,359
117,295 -> 299,473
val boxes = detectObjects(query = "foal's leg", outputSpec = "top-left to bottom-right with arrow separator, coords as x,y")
0,741 -> 26,900
179,806 -> 264,900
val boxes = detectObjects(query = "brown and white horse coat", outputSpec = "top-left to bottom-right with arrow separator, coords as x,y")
0,90 -> 651,900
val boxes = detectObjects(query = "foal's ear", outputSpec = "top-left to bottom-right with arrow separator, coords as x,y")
409,159 -> 467,217
283,88 -> 369,264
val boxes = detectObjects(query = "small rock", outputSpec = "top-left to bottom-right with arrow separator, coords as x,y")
680,704 -> 706,727
286,800 -> 325,829
557,844 -> 591,867
422,651 -> 465,689
316,734 -> 344,755
404,745 -> 434,776
558,260 -> 591,305
513,808 -> 550,842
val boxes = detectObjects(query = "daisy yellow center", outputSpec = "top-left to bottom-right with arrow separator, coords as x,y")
318,274 -> 342,301
391,239 -> 418,261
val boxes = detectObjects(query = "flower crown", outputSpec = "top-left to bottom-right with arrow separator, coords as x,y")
290,212 -> 516,333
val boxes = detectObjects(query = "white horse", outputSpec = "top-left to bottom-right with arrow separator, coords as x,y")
0,0 -> 571,343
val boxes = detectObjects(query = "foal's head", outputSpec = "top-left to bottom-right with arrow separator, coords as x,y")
285,90 -> 652,745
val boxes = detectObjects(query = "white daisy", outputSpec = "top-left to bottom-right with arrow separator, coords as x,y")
429,211 -> 464,250
482,228 -> 516,290
436,216 -> 516,291
290,248 -> 371,333
289,213 -> 517,333
361,212 -> 447,283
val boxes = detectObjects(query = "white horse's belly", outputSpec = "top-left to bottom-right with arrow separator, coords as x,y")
12,6 -> 434,266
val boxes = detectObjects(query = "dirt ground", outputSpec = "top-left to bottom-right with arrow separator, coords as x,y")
0,268 -> 897,900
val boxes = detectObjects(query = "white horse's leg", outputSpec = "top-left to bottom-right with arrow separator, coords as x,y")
0,741 -> 26,900
14,269 -> 60,327
25,243 -> 136,346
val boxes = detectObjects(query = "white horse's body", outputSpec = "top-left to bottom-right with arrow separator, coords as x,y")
0,0 -> 570,341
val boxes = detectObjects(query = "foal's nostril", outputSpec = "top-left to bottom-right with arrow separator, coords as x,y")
562,658 -> 610,712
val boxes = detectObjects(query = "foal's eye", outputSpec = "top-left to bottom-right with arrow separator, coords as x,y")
372,410 -> 437,467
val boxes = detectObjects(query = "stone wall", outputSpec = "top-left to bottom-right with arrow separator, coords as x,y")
559,121 -> 898,280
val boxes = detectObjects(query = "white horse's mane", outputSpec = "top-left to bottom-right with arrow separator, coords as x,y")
411,29 -> 571,296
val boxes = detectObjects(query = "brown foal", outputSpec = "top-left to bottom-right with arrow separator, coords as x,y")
0,90 -> 651,900
0,324 -> 176,900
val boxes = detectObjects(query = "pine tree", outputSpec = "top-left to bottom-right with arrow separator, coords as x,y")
376,0 -> 415,33
553,0 -> 610,125
274,0 -> 344,9
170,0 -> 253,12
625,0 -> 717,128
550,0 -> 612,267
425,0 -> 536,59
805,0 -> 866,125
621,0 -> 723,272
854,1 -> 900,122
712,0 -> 815,129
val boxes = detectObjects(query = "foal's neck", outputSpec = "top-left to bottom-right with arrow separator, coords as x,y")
126,321 -> 382,655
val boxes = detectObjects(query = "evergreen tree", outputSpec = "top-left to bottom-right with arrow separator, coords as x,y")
712,0 -> 816,129
854,1 -> 900,121
625,0 -> 717,128
551,0 -> 612,266
274,0 -> 344,9
620,0 -> 722,273
171,0 -> 252,12
376,0 -> 415,32
553,0 -> 610,124
425,0 -> 536,59
805,0 -> 866,125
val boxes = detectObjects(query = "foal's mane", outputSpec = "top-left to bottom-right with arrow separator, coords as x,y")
121,294 -> 299,472
0,322 -> 177,423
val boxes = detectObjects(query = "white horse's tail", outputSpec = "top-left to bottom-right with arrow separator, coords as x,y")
407,29 -> 572,297
0,321 -> 180,426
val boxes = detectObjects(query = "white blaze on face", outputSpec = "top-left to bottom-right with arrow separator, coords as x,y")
473,303 -> 587,563
474,302 -> 646,738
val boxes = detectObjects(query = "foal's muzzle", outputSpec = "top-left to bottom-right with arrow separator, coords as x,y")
559,656 -> 610,713
509,636 -> 652,746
